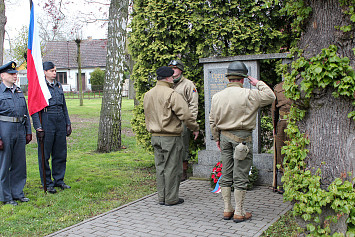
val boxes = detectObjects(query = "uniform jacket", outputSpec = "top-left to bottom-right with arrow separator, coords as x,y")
0,83 -> 31,139
144,81 -> 199,136
271,81 -> 292,126
209,81 -> 275,141
172,76 -> 198,120
31,80 -> 71,130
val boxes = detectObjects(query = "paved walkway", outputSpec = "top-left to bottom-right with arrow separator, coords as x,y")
47,180 -> 292,237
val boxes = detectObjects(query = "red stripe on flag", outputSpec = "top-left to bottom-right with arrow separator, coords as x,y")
27,49 -> 48,115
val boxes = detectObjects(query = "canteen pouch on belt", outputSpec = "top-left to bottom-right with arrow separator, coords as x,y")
234,142 -> 249,160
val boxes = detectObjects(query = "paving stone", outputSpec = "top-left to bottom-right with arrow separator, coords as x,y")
46,180 -> 292,237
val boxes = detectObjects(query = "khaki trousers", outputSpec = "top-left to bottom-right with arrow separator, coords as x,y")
151,136 -> 183,204
219,130 -> 253,190
181,123 -> 191,162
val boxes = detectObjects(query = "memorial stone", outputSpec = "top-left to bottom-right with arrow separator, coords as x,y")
193,53 -> 290,185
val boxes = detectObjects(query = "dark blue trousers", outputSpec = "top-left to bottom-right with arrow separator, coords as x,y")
37,111 -> 67,187
0,122 -> 26,202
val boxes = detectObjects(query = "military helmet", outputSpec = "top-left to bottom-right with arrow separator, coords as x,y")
226,61 -> 248,77
168,59 -> 184,72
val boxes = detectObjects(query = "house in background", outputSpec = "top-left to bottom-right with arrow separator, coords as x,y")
41,38 -> 107,92
5,38 -> 131,96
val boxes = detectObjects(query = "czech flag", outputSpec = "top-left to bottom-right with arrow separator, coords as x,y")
211,175 -> 222,193
27,2 -> 51,115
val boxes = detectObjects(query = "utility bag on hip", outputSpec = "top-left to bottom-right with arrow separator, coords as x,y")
221,131 -> 251,161
234,142 -> 249,160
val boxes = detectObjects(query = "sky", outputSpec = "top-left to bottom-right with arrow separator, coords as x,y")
4,0 -> 109,49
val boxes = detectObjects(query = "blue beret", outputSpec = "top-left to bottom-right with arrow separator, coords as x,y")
0,61 -> 18,73
43,61 -> 55,71
156,66 -> 174,78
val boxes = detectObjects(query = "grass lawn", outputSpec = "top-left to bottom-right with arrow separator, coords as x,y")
0,98 -> 156,237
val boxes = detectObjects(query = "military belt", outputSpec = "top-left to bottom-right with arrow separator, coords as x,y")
43,105 -> 63,113
0,115 -> 26,123
221,131 -> 252,143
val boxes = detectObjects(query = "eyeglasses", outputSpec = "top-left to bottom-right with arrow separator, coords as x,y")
168,60 -> 178,66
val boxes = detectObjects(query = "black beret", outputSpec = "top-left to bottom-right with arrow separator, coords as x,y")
43,61 -> 55,71
0,61 -> 18,73
156,66 -> 174,78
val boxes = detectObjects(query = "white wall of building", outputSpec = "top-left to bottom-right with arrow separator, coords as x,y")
59,67 -> 105,92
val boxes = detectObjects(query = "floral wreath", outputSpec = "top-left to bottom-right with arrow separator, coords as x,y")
210,161 -> 259,190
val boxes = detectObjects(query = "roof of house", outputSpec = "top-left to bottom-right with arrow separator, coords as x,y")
42,39 -> 107,70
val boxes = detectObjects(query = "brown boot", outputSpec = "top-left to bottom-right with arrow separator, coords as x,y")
233,189 -> 252,223
224,211 -> 234,220
181,161 -> 188,181
221,187 -> 234,220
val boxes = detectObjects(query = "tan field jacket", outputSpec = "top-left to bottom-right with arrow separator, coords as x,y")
209,81 -> 275,141
144,81 -> 199,136
173,76 -> 199,120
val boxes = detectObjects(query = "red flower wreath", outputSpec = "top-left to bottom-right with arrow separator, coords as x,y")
210,161 -> 223,187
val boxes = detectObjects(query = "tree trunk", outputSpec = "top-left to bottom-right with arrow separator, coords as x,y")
0,0 -> 6,66
297,0 -> 355,187
97,0 -> 129,152
75,38 -> 83,106
295,0 -> 355,234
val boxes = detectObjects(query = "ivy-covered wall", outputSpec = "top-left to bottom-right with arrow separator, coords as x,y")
128,0 -> 294,151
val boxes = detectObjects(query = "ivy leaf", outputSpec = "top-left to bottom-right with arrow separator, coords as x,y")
307,223 -> 316,232
314,66 -> 322,74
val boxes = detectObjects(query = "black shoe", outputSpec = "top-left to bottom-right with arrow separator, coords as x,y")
159,201 -> 165,205
56,184 -> 71,190
47,186 -> 57,194
3,200 -> 18,206
165,198 -> 184,206
277,187 -> 284,194
14,197 -> 30,202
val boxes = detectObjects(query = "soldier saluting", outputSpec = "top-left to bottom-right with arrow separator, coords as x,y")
209,61 -> 275,222
0,61 -> 32,206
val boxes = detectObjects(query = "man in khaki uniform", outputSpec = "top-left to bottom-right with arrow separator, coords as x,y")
144,66 -> 199,206
271,81 -> 292,194
168,60 -> 198,181
209,61 -> 275,223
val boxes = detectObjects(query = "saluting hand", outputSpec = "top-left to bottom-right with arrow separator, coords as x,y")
0,139 -> 3,150
248,76 -> 259,86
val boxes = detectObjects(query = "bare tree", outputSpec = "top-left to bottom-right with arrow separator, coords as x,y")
97,0 -> 129,152
75,37 -> 83,106
0,0 -> 6,65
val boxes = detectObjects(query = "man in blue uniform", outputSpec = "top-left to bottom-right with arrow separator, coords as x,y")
0,61 -> 32,206
31,61 -> 72,194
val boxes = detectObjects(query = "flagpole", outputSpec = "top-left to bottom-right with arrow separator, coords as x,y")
29,0 -> 47,194
39,112 -> 47,193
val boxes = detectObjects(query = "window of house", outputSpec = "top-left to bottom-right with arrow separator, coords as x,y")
56,72 -> 67,84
